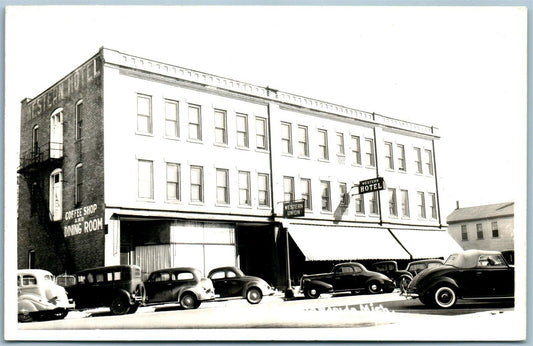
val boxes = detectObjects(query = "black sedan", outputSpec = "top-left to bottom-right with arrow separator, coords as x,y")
406,249 -> 514,308
207,266 -> 274,304
300,262 -> 395,299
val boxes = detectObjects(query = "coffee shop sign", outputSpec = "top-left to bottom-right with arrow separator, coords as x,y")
63,204 -> 104,237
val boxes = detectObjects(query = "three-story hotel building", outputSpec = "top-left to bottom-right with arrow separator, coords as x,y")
17,48 -> 461,289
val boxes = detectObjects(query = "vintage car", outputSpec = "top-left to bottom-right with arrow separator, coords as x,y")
405,259 -> 444,277
299,262 -> 395,299
65,265 -> 145,315
207,266 -> 274,304
18,269 -> 75,322
370,260 -> 413,293
406,249 -> 514,308
144,267 -> 215,309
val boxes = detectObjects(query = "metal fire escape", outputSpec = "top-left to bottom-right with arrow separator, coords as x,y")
18,141 -> 72,270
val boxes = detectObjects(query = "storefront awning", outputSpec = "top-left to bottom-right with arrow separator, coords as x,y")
390,229 -> 463,260
288,224 -> 411,261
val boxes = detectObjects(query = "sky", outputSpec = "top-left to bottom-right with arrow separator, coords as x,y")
4,5 -> 528,221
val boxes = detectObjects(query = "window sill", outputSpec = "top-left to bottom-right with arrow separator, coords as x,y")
213,143 -> 229,148
187,139 -> 203,144
135,132 -> 154,137
164,136 -> 181,141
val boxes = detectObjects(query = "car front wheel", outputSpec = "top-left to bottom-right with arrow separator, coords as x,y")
180,293 -> 198,310
110,295 -> 131,315
304,287 -> 321,299
433,286 -> 457,308
246,287 -> 263,304
397,275 -> 412,294
367,281 -> 381,294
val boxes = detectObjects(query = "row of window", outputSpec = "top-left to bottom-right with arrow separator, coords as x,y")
137,94 -> 435,175
461,222 -> 500,241
138,159 -> 437,219
137,94 -> 269,150
138,160 -> 271,207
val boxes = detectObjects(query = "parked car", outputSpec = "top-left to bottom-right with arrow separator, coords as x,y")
18,269 -> 75,322
405,259 -> 444,277
208,266 -> 274,304
299,262 -> 395,299
370,260 -> 413,293
65,265 -> 145,315
144,267 -> 215,309
406,249 -> 514,308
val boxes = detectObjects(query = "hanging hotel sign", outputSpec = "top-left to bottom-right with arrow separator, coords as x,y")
358,177 -> 385,194
283,200 -> 305,218
63,204 -> 104,237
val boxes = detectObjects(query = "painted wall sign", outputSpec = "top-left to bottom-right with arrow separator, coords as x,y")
29,57 -> 101,119
63,203 -> 104,237
358,177 -> 385,194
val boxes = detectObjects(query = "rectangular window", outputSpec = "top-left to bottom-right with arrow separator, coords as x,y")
355,193 -> 365,214
281,122 -> 292,154
351,136 -> 361,165
298,125 -> 309,157
257,173 -> 270,207
214,109 -> 228,145
318,129 -> 329,160
429,192 -> 437,219
365,138 -> 375,167
321,181 -> 331,212
461,225 -> 468,241
339,182 -> 348,206
75,164 -> 83,206
75,101 -> 83,140
216,168 -> 230,204
188,104 -> 202,140
369,192 -> 378,215
397,144 -> 406,171
476,224 -> 484,239
138,160 -> 153,199
388,188 -> 398,216
283,176 -> 295,202
238,171 -> 251,206
414,147 -> 422,173
236,113 -> 249,148
165,100 -> 179,138
166,163 -> 181,201
417,191 -> 426,218
491,221 -> 499,238
190,166 -> 204,202
137,94 -> 152,134
385,142 -> 394,170
256,117 -> 268,150
336,133 -> 345,156
400,189 -> 409,217
425,149 -> 434,175
301,178 -> 312,210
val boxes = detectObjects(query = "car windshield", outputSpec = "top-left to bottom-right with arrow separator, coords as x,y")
444,254 -> 460,266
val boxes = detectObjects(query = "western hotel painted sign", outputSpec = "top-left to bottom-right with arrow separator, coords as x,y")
63,204 -> 104,237
358,177 -> 385,194
28,57 -> 101,119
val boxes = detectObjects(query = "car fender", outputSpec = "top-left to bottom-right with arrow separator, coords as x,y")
19,294 -> 55,312
304,280 -> 333,293
425,277 -> 460,295
108,288 -> 135,305
241,281 -> 261,298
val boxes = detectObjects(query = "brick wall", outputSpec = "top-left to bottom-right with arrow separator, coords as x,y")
18,55 -> 106,274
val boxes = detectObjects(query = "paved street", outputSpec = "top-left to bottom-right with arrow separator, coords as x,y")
16,290 -> 518,341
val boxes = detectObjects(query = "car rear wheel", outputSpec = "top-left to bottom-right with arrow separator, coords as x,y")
367,281 -> 381,294
304,287 -> 321,299
18,312 -> 33,323
433,286 -> 457,308
110,295 -> 131,315
180,293 -> 198,310
246,287 -> 263,304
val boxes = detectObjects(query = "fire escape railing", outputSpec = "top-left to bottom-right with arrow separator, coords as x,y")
18,142 -> 63,172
